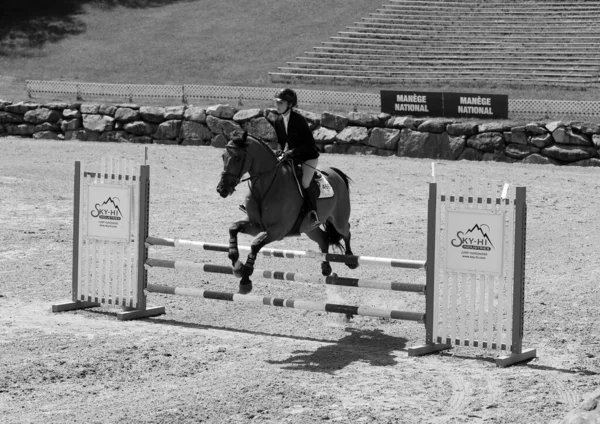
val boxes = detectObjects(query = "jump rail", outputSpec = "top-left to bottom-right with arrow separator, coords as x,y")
146,236 -> 427,269
145,258 -> 426,293
145,284 -> 425,322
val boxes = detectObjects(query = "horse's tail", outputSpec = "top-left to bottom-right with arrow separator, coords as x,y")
329,167 -> 352,193
324,221 -> 345,253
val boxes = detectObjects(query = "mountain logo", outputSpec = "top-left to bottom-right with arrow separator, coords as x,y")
90,197 -> 124,221
450,223 -> 494,251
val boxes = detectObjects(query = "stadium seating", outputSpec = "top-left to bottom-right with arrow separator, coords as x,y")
270,0 -> 600,87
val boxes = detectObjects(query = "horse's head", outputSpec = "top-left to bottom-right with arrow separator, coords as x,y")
216,131 -> 251,198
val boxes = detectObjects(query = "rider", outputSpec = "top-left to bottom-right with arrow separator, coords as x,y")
273,88 -> 321,228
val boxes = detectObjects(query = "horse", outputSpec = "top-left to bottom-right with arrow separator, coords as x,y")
216,131 -> 358,294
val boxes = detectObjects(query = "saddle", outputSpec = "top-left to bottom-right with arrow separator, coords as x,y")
289,161 -> 334,200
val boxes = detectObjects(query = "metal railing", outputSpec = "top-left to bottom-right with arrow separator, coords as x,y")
25,80 -> 600,119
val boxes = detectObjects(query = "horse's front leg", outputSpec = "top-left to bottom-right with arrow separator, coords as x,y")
238,231 -> 276,294
228,219 -> 251,276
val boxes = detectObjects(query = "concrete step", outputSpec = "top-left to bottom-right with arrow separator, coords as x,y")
288,60 -> 600,74
368,13 -> 600,24
355,19 -> 600,31
269,72 -> 594,86
306,49 -> 600,61
336,31 -> 600,43
276,66 -> 597,80
326,38 -> 600,49
374,7 -> 600,17
381,2 -> 600,13
348,24 -> 600,36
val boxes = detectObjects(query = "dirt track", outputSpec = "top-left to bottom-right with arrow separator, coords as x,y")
1,137 -> 599,423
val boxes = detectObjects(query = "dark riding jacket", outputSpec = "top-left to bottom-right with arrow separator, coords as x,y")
274,110 -> 320,163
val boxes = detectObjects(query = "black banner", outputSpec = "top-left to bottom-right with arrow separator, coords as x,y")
380,90 -> 443,118
443,92 -> 508,119
381,90 -> 508,119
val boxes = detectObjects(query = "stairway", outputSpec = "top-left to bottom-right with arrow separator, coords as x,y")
270,0 -> 600,87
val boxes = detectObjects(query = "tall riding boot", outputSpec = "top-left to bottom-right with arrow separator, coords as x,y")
303,186 -> 320,227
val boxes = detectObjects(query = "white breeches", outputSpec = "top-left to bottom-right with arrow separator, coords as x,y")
301,158 -> 318,189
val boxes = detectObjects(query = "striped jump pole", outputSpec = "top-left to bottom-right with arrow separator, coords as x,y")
146,237 -> 426,270
145,258 -> 426,293
146,283 -> 425,322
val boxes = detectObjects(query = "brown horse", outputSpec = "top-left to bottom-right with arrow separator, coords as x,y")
216,132 -> 358,294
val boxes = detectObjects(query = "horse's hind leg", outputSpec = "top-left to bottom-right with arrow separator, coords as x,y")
342,229 -> 358,270
306,228 -> 333,276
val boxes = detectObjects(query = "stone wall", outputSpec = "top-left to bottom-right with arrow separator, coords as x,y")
1,99 -> 600,166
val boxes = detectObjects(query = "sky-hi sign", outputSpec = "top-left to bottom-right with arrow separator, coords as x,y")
381,90 -> 508,119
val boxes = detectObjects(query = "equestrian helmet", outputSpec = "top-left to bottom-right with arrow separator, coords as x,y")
275,88 -> 298,107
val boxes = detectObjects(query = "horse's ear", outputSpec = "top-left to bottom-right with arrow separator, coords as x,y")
231,130 -> 248,147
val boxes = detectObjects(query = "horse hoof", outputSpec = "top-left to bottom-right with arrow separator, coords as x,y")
232,261 -> 243,277
344,313 -> 354,322
346,263 -> 359,270
321,262 -> 332,276
239,280 -> 252,294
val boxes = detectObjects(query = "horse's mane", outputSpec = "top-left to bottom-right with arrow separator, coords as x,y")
232,132 -> 278,161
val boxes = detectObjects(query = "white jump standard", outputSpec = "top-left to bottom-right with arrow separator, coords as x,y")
53,158 -> 536,367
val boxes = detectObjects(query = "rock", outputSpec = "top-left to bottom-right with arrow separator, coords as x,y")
417,118 -> 453,134
128,136 -> 153,144
593,134 -> 600,149
482,151 -> 516,163
64,130 -> 87,141
206,115 -> 243,137
24,108 -> 61,124
347,145 -> 377,155
296,109 -> 321,128
545,121 -> 565,133
478,121 -> 513,133
164,105 -> 185,120
98,104 -> 117,116
179,121 -> 212,142
35,122 -> 60,132
553,127 -> 593,146
80,103 -> 101,114
114,107 -> 139,122
233,108 -> 263,122
525,123 -> 547,135
243,117 -> 277,144
522,153 -> 562,166
123,121 -> 155,136
321,112 -> 349,131
82,114 -> 115,132
386,116 -> 417,130
541,144 -> 597,162
335,126 -> 369,145
467,132 -> 505,153
63,109 -> 81,119
447,122 -> 478,137
139,106 -> 166,124
457,147 -> 484,161
312,127 -> 338,144
570,158 -> 600,167
154,120 -> 182,140
505,143 -> 540,159
5,102 -> 39,114
322,143 -> 349,154
206,104 -> 237,119
569,121 -> 600,135
45,102 -> 69,110
444,135 -> 467,160
61,119 -> 81,132
368,127 -> 400,150
397,128 -> 452,159
562,388 -> 600,424
347,111 -> 380,128
184,106 -> 207,123
0,111 -> 24,124
6,124 -> 36,135
115,103 -> 139,110
510,128 -> 528,145
529,133 -> 553,148
32,131 -> 59,140
99,131 -> 128,142
153,139 -> 179,145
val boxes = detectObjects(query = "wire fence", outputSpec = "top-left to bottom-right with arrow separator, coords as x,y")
26,80 -> 600,119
